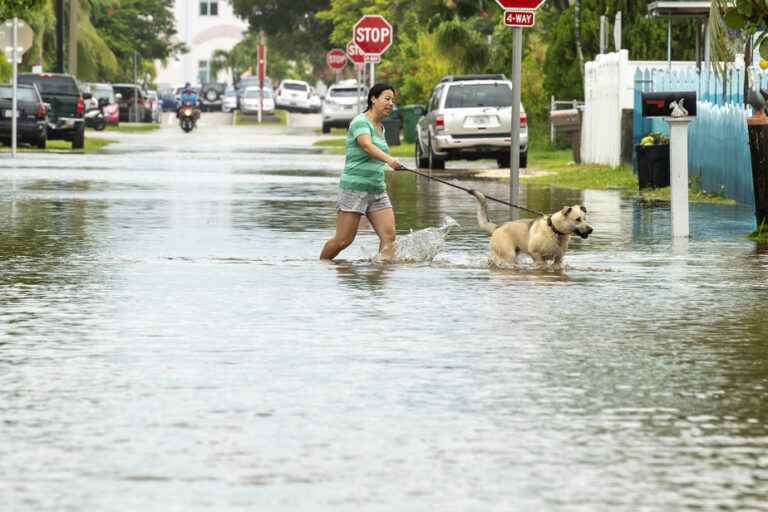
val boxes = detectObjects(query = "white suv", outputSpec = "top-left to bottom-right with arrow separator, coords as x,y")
321,81 -> 368,133
415,74 -> 528,170
275,79 -> 312,112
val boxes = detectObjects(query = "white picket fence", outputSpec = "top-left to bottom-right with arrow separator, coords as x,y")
582,50 -> 701,166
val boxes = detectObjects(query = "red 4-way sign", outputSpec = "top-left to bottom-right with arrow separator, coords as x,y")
495,0 -> 546,9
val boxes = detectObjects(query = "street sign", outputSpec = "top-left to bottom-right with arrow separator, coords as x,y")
504,10 -> 536,27
364,54 -> 381,64
326,48 -> 347,71
352,15 -> 393,56
346,41 -> 365,65
495,0 -> 546,9
1,18 -> 33,54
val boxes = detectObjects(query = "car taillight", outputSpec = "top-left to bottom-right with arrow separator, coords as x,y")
76,96 -> 85,114
435,115 -> 445,131
520,113 -> 527,128
35,103 -> 46,119
138,99 -> 145,107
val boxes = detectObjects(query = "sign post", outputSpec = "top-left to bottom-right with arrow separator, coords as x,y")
346,41 -> 365,114
2,18 -> 33,158
257,36 -> 266,123
494,0 -> 545,218
353,15 -> 393,89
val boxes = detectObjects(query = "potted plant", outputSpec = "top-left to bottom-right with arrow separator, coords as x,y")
635,131 -> 670,189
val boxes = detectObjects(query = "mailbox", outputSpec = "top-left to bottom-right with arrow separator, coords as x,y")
549,108 -> 581,133
641,91 -> 697,118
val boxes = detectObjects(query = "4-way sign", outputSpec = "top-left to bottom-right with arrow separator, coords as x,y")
504,10 -> 536,27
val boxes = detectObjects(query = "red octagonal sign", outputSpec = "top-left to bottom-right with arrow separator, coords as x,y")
353,15 -> 393,56
495,0 -> 546,9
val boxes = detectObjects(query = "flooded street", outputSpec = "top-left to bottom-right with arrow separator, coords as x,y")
2,115 -> 768,511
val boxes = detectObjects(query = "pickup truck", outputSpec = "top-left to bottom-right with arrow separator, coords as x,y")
17,72 -> 87,149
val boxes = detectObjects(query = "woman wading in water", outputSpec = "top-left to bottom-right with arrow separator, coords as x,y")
320,84 -> 403,261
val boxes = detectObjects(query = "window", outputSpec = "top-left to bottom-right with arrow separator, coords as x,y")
199,1 -> 218,16
198,60 -> 210,84
444,83 -> 513,109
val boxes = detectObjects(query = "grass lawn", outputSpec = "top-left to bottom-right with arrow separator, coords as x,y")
1,137 -> 116,154
103,123 -> 161,133
234,110 -> 286,125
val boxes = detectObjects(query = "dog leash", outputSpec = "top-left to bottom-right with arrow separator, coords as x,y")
402,167 -> 545,217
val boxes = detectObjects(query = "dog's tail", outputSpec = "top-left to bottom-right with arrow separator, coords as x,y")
470,190 -> 498,235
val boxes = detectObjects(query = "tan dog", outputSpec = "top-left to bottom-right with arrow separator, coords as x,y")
471,191 -> 593,268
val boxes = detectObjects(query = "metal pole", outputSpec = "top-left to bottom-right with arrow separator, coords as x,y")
133,51 -> 138,122
371,62 -> 375,87
667,17 -> 672,74
11,18 -> 18,158
68,0 -> 78,75
56,0 -> 65,73
509,26 -> 522,220
549,95 -> 555,145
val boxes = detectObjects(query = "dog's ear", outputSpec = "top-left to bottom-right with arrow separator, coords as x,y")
580,205 -> 587,213
561,206 -> 572,216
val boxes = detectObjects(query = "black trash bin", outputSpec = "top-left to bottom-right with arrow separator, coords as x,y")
382,109 -> 401,146
635,144 -> 670,189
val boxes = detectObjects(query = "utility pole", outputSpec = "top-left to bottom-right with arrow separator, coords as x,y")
68,0 -> 78,75
56,0 -> 65,72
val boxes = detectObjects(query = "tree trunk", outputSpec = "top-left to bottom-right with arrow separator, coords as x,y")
748,117 -> 768,229
574,0 -> 584,72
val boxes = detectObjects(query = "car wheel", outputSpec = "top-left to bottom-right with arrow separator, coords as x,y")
415,136 -> 428,168
205,89 -> 220,103
36,134 -> 47,150
520,149 -> 528,169
497,152 -> 510,169
428,137 -> 445,170
72,124 -> 85,149
322,122 -> 331,134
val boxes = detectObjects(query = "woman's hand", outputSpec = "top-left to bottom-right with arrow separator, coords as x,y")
388,158 -> 403,170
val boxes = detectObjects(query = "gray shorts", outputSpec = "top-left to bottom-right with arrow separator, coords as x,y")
337,189 -> 392,214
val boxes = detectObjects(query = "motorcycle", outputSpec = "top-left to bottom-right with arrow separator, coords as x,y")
84,97 -> 108,131
179,101 -> 197,133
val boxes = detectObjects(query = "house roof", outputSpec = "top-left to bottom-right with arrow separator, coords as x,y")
647,1 -> 711,17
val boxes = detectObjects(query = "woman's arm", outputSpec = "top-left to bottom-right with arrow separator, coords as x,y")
356,134 -> 403,170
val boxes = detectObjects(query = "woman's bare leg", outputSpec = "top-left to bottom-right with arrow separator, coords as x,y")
367,207 -> 396,262
320,212 -> 363,260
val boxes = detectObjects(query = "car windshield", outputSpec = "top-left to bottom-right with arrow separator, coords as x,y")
0,86 -> 38,102
329,88 -> 362,98
444,83 -> 513,108
283,82 -> 307,91
245,89 -> 272,99
18,75 -> 79,95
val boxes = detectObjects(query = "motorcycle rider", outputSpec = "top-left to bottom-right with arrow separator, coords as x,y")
177,82 -> 200,121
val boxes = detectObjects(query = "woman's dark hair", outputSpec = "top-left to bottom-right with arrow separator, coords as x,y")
364,83 -> 396,112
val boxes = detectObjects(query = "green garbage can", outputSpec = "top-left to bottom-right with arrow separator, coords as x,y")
382,108 -> 401,146
401,104 -> 426,144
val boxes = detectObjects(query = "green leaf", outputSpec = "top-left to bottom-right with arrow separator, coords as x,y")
725,9 -> 747,29
760,37 -> 768,59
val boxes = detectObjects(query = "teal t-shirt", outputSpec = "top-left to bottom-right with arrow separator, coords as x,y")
339,114 -> 390,194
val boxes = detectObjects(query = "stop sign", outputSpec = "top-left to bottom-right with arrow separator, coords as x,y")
495,0 -> 546,9
327,49 -> 347,71
352,15 -> 393,56
346,41 -> 365,65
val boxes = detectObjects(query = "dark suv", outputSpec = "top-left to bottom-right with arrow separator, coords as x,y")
17,72 -> 86,149
200,82 -> 226,111
0,83 -> 48,149
112,84 -> 152,122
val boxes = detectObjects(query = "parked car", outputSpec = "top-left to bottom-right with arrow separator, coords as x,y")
81,82 -> 119,126
0,83 -> 48,149
222,86 -> 238,113
275,79 -> 312,112
240,87 -> 275,115
308,87 -> 322,113
113,84 -> 152,122
146,90 -> 162,123
415,74 -> 528,170
321,81 -> 367,134
236,76 -> 273,109
200,82 -> 227,111
159,87 -> 178,111
17,72 -> 86,149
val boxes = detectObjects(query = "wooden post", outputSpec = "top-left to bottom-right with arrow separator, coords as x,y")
748,113 -> 768,229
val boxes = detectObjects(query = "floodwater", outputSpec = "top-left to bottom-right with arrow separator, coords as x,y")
2,117 -> 768,511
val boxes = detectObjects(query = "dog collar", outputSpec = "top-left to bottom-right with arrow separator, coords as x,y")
547,216 -> 566,237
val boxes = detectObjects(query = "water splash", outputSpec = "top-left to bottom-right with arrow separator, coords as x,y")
366,216 -> 460,263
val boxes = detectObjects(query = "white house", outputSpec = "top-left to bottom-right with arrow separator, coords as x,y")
155,0 -> 248,88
